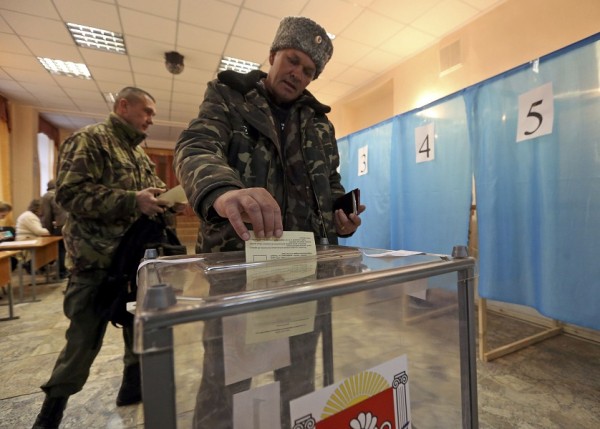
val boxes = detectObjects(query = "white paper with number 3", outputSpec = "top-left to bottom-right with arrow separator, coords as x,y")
415,122 -> 435,163
516,82 -> 554,142
358,145 -> 368,176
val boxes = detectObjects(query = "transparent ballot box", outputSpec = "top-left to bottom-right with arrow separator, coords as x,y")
134,245 -> 478,429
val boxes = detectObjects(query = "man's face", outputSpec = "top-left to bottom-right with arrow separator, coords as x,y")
264,48 -> 316,105
118,95 -> 156,133
0,211 -> 7,220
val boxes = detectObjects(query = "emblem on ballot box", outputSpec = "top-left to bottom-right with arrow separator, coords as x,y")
291,355 -> 411,429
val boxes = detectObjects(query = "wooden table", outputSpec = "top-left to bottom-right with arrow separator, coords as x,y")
0,250 -> 19,321
0,236 -> 63,302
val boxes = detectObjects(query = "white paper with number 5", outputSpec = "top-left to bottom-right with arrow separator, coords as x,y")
516,82 -> 554,142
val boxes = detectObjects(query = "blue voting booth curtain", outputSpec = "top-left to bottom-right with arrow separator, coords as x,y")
468,35 -> 600,330
389,96 -> 472,255
338,119 -> 393,249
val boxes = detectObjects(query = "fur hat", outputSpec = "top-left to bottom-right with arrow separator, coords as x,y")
270,16 -> 333,78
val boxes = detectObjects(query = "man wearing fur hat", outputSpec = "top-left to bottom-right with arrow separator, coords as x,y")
175,16 -> 365,252
175,16 -> 365,428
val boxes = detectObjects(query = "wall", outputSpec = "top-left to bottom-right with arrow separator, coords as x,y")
329,0 -> 600,137
335,79 -> 394,136
9,103 -> 39,216
6,0 -> 600,213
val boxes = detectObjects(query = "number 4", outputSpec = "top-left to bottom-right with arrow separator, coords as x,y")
415,122 -> 435,163
419,134 -> 431,157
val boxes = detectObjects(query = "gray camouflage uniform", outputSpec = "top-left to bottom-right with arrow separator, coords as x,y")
175,69 -> 347,252
41,113 -> 165,398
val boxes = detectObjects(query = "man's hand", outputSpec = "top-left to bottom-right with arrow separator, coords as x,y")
136,187 -> 168,216
213,188 -> 283,241
335,204 -> 366,236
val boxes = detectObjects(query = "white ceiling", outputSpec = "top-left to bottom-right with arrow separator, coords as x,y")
0,0 -> 505,147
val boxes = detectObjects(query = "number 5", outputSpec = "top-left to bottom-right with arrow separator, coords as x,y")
524,99 -> 543,135
516,82 -> 553,142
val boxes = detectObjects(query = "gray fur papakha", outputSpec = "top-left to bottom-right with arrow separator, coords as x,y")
271,16 -> 333,78
174,69 -> 346,253
56,113 -> 165,283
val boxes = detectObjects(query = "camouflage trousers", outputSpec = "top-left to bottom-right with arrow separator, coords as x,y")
41,276 -> 138,398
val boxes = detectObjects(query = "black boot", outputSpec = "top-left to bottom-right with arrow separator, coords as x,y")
116,363 -> 142,406
32,395 -> 68,429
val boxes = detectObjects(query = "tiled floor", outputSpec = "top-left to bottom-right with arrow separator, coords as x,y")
0,276 -> 599,429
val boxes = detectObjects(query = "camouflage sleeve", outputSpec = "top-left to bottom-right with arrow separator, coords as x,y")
327,120 -> 346,203
139,150 -> 167,190
174,81 -> 244,220
55,131 -> 137,222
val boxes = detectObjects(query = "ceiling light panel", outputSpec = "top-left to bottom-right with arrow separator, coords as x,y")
67,23 -> 126,54
219,56 -> 260,74
38,57 -> 92,79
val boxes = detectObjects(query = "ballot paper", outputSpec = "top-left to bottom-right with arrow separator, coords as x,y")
245,230 -> 316,261
222,231 -> 318,385
157,185 -> 187,207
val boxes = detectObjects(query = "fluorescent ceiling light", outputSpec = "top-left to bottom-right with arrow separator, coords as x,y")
37,57 -> 92,79
67,23 -> 126,54
219,56 -> 260,74
104,92 -> 116,105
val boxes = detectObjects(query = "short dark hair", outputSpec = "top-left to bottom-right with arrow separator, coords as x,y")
0,201 -> 12,213
113,87 -> 155,112
28,198 -> 42,212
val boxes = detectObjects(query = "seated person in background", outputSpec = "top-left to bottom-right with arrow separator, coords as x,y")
0,201 -> 11,219
15,198 -> 50,273
0,201 -> 15,242
0,201 -> 17,271
16,198 -> 50,240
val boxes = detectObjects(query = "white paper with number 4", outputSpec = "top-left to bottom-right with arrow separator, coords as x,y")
415,122 -> 435,163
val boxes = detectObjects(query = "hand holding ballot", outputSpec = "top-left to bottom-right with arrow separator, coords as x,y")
157,185 -> 188,212
213,187 -> 365,242
213,188 -> 284,241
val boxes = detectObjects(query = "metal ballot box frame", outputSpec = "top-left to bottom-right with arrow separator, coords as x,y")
134,245 -> 478,429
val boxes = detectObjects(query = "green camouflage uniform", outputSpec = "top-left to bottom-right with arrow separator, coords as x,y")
175,69 -> 346,252
56,112 -> 165,281
175,70 -> 347,428
41,113 -> 164,398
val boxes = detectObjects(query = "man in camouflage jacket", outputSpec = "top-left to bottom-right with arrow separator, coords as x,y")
32,87 -> 168,429
175,16 -> 366,429
175,17 -> 364,253
56,115 -> 165,279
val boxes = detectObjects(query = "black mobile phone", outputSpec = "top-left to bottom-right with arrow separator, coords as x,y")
333,188 -> 360,216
